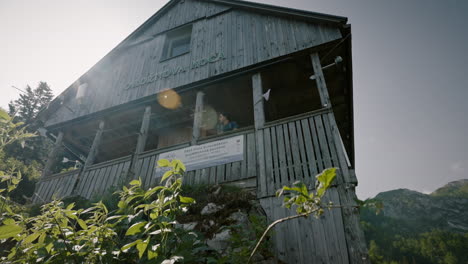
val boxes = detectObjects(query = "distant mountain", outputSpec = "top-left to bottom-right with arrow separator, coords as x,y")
367,179 -> 468,233
361,179 -> 468,263
431,179 -> 468,198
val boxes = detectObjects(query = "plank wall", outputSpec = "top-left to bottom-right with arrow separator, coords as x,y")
74,156 -> 132,200
33,169 -> 80,203
260,188 -> 349,263
257,108 -> 343,197
45,0 -> 341,127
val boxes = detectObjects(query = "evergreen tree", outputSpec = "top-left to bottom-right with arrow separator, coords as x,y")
8,81 -> 53,125
5,82 -> 54,167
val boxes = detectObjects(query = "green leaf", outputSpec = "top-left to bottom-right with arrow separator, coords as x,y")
77,219 -> 87,230
125,221 -> 147,236
299,182 -> 308,196
316,168 -> 337,197
282,186 -> 302,193
147,249 -> 158,260
66,203 -> 75,210
3,218 -> 15,225
23,232 -> 41,244
179,196 -> 195,204
0,224 -> 23,239
161,170 -> 174,183
157,159 -> 170,167
136,237 -> 149,259
121,239 -> 141,252
148,228 -> 172,235
45,242 -> 53,253
172,159 -> 186,172
129,179 -> 141,186
118,200 -> 127,209
11,177 -> 20,185
38,233 -> 46,244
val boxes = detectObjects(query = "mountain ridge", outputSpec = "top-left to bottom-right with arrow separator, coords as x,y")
364,178 -> 468,233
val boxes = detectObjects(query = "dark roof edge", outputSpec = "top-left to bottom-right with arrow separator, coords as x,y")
206,0 -> 347,24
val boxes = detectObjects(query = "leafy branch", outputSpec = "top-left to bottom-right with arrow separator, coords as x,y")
248,168 -> 337,263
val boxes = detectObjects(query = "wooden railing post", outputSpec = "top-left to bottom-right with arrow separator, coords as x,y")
192,91 -> 204,145
252,73 -> 267,197
83,120 -> 105,171
41,131 -> 64,178
130,106 -> 152,178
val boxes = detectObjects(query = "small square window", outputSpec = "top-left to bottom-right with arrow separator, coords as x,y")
161,24 -> 192,60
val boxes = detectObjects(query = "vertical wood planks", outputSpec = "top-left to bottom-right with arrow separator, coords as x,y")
259,194 -> 351,264
269,126 -> 280,191
263,128 -> 274,195
295,120 -> 310,181
275,124 -> 288,190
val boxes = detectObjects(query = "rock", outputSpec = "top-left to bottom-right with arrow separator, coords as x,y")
212,185 -> 222,196
201,203 -> 224,215
250,252 -> 265,262
180,222 -> 197,231
207,229 -> 231,252
228,211 -> 249,227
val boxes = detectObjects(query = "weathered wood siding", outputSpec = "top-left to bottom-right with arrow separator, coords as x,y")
74,156 -> 132,199
260,188 -> 349,263
257,108 -> 343,197
33,169 -> 80,203
45,0 -> 341,127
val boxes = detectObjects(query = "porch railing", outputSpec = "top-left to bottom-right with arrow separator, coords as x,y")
34,108 -> 351,202
33,169 -> 80,203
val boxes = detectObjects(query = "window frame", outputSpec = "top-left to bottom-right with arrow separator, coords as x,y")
160,24 -> 193,62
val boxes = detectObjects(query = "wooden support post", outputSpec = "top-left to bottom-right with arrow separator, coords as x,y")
130,106 -> 152,178
252,73 -> 267,197
311,52 -> 369,263
252,74 -> 265,129
310,52 -> 356,183
41,131 -> 64,178
310,53 -> 332,108
83,120 -> 105,171
192,91 -> 204,145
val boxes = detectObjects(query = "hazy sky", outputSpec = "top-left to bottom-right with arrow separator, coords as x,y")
1,0 -> 467,198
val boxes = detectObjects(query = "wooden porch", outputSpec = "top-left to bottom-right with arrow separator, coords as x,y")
33,107 -> 349,201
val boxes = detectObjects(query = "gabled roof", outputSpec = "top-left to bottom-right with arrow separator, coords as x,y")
38,0 -> 349,125
122,0 -> 347,47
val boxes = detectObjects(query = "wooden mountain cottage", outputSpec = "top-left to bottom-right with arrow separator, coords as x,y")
34,0 -> 369,262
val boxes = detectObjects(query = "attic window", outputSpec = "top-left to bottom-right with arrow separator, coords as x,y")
161,25 -> 192,60
76,83 -> 88,99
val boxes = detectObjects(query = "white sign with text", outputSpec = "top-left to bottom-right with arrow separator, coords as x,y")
158,135 -> 244,172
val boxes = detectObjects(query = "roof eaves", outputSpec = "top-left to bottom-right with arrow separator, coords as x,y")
205,0 -> 347,25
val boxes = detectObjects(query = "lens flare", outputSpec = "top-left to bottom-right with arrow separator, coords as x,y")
157,89 -> 181,109
201,105 -> 218,130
